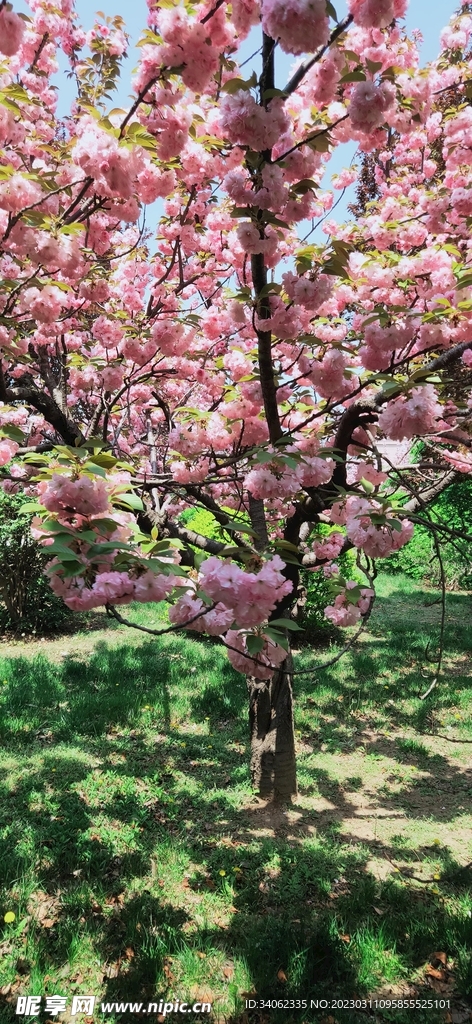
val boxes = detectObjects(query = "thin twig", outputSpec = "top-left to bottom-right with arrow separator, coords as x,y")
106,600 -> 216,636
282,14 -> 354,96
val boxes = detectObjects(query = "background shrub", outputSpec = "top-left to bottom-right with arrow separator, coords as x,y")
382,478 -> 472,589
0,491 -> 74,635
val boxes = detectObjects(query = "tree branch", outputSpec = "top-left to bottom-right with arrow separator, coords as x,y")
5,384 -> 84,446
251,253 -> 283,443
282,13 -> 354,96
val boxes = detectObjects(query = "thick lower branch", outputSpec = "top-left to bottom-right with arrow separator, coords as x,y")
5,385 -> 83,446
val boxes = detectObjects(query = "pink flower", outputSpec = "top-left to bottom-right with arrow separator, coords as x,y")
91,571 -> 135,605
133,570 -> 174,602
0,175 -> 42,214
21,286 -> 65,325
441,449 -> 472,473
349,81 -> 395,133
0,439 -> 19,466
261,0 -> 329,55
219,92 -> 289,151
345,496 -> 414,558
347,0 -> 407,29
225,629 -> 286,679
283,272 -> 333,310
199,555 -> 292,628
49,574 -> 103,612
168,591 -> 234,634
101,366 -> 124,392
313,532 -> 345,561
0,7 -> 25,56
378,385 -> 443,441
38,475 -> 110,517
324,582 -> 374,628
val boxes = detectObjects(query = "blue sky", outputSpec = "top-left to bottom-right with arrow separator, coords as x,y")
14,0 -> 460,239
50,0 -> 459,65
16,0 -> 459,109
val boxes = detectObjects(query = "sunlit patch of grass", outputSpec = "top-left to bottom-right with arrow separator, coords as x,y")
0,575 -> 471,1022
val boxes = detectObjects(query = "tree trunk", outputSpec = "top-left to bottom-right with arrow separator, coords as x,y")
247,652 -> 297,803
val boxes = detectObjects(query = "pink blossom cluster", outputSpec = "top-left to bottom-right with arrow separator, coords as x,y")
20,286 -> 66,325
344,496 -> 414,558
219,92 -> 289,152
0,7 -> 25,56
38,474 -> 110,518
261,0 -> 329,55
0,438 -> 19,466
244,454 -> 334,499
168,591 -> 234,635
198,554 -> 292,628
359,320 -> 416,372
349,81 -> 396,133
378,385 -> 443,441
441,449 -> 472,473
300,349 -> 348,399
347,0 -> 408,29
312,531 -> 345,561
350,462 -> 387,487
324,581 -> 374,628
151,7 -> 221,94
282,272 -> 333,310
225,629 -> 287,680
50,568 -> 173,612
236,222 -> 277,257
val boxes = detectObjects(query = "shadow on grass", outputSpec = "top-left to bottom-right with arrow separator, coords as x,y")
0,613 -> 470,1023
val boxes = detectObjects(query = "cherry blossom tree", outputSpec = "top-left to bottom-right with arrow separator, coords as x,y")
1,0 -> 472,801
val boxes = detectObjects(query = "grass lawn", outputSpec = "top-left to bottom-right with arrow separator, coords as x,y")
0,574 -> 471,1024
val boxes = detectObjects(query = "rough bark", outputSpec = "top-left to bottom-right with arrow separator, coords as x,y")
247,652 -> 297,803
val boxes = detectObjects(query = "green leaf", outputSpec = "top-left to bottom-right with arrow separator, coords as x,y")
18,501 -> 43,514
339,70 -> 366,83
255,450 -> 275,464
262,88 -> 287,100
46,545 -> 80,559
114,493 -> 144,511
61,562 -> 85,578
246,634 -> 265,655
365,59 -> 383,73
274,540 -> 300,553
230,206 -> 253,218
223,521 -> 258,537
290,178 -> 318,195
269,618 -> 304,630
264,629 -> 289,651
87,453 -> 118,468
278,552 -> 302,565
93,517 -> 124,535
86,542 -> 132,556
306,133 -> 332,153
221,76 -> 255,94
0,424 -> 24,442
325,0 -> 338,19
322,258 -> 349,278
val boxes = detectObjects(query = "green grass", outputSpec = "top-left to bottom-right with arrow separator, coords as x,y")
0,575 -> 471,1023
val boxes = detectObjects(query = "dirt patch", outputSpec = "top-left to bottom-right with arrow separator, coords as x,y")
237,728 -> 472,878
